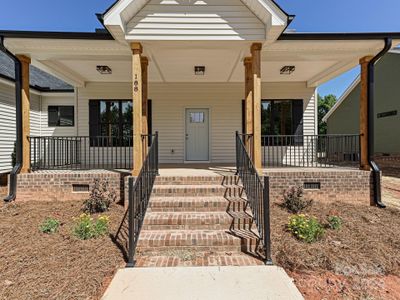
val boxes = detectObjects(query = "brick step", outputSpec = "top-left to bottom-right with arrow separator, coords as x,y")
148,196 -> 247,212
151,185 -> 244,197
154,176 -> 240,186
136,230 -> 249,254
142,212 -> 253,230
135,251 -> 263,267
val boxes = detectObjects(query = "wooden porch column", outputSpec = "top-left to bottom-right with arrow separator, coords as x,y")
360,56 -> 373,171
141,56 -> 149,157
16,55 -> 31,173
131,42 -> 143,176
244,57 -> 254,156
251,43 -> 262,172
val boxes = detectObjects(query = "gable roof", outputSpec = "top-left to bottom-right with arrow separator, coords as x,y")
0,52 -> 73,92
322,49 -> 400,122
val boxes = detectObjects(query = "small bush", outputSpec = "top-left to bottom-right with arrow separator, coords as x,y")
288,214 -> 325,243
282,186 -> 313,213
82,179 -> 116,214
39,218 -> 60,234
327,215 -> 343,230
72,214 -> 110,240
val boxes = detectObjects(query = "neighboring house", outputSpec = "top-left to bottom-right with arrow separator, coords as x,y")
323,51 -> 400,155
0,52 -> 74,174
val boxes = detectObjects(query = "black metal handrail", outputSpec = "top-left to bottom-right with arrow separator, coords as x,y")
29,135 -> 152,171
127,132 -> 159,267
262,134 -> 360,168
236,132 -> 272,265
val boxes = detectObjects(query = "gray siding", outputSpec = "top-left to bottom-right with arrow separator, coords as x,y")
327,53 -> 400,154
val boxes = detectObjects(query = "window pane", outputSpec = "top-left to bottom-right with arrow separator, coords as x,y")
48,106 -> 59,127
190,112 -> 204,123
59,106 -> 74,126
261,102 -> 272,135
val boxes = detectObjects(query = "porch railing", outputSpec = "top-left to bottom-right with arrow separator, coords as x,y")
127,132 -> 159,267
262,134 -> 360,168
236,132 -> 272,264
29,135 -> 153,171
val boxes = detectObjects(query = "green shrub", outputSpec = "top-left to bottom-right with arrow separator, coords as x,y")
288,214 -> 325,243
282,186 -> 313,213
82,179 -> 116,214
39,218 -> 60,234
72,213 -> 109,240
327,216 -> 343,230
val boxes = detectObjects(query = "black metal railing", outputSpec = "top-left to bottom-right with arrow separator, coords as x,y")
29,135 -> 153,171
127,132 -> 159,267
262,134 -> 360,168
236,132 -> 271,265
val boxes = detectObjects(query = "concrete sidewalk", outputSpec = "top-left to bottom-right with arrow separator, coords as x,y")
102,265 -> 304,300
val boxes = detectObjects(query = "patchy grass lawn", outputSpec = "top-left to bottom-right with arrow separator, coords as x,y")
0,200 -> 126,300
271,199 -> 400,299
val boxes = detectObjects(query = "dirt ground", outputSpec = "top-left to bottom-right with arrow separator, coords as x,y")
0,201 -> 126,300
271,196 -> 400,299
383,176 -> 400,209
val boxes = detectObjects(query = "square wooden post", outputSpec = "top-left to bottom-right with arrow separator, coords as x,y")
244,57 -> 254,157
131,43 -> 143,176
16,55 -> 31,173
251,43 -> 262,172
141,56 -> 149,157
360,56 -> 373,171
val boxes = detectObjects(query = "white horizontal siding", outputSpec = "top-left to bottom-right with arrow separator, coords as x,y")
126,0 -> 265,40
77,82 -> 316,165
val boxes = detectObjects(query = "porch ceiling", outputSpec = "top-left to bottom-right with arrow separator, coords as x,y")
4,37 -> 400,87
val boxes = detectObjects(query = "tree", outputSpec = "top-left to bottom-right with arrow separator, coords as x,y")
318,94 -> 337,134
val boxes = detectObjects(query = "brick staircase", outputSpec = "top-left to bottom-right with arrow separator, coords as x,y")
135,175 -> 264,267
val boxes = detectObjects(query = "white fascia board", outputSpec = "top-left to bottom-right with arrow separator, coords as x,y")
322,75 -> 360,122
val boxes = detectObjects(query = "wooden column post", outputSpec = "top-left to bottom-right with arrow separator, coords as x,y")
244,57 -> 253,156
17,55 -> 31,173
360,56 -> 373,171
141,56 -> 149,157
251,43 -> 262,172
131,43 -> 143,176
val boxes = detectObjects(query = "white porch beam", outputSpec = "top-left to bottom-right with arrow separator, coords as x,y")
306,59 -> 359,88
33,59 -> 86,87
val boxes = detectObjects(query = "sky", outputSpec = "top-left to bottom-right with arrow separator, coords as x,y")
0,0 -> 399,99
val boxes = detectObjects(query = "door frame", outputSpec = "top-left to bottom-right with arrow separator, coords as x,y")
183,107 -> 211,163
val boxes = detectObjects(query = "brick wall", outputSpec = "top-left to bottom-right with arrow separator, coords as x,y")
15,171 -> 129,202
375,155 -> 400,178
265,169 -> 374,205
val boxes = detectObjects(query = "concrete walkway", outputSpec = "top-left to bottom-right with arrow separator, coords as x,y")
102,266 -> 304,300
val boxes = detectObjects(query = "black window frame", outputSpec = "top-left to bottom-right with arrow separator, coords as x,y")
48,105 -> 75,127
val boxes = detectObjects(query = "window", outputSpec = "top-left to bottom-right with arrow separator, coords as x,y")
48,106 -> 74,127
190,112 -> 205,123
261,100 -> 303,145
88,100 -> 152,147
89,100 -> 132,146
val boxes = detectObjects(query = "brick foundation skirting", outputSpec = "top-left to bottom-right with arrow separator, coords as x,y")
15,171 -> 129,202
265,169 -> 374,205
375,155 -> 400,178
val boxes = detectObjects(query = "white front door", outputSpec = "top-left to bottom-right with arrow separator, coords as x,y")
185,109 -> 209,161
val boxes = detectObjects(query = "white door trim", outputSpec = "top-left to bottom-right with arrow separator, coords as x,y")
183,107 -> 211,163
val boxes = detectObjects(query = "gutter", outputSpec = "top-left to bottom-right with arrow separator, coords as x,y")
0,36 -> 22,202
368,37 -> 392,208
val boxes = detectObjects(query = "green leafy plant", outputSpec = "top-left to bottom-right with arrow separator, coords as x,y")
82,179 -> 116,214
288,214 -> 325,243
72,213 -> 110,240
39,218 -> 60,234
327,216 -> 343,230
282,186 -> 313,213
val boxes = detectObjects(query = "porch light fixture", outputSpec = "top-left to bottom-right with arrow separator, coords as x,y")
96,65 -> 112,75
194,66 -> 206,76
280,65 -> 296,75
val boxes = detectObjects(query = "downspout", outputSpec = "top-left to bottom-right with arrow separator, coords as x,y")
0,36 -> 23,202
367,37 -> 392,208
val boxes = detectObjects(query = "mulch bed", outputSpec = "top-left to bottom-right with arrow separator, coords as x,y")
271,199 -> 400,299
0,201 -> 126,300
